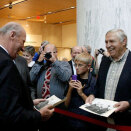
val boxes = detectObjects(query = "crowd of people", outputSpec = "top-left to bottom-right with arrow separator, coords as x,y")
0,21 -> 131,131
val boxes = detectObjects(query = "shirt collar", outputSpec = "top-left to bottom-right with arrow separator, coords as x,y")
110,49 -> 129,62
0,45 -> 15,63
0,45 -> 8,54
72,60 -> 75,65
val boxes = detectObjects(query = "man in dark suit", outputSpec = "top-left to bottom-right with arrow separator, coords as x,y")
68,46 -> 82,75
0,22 -> 54,131
86,29 -> 131,130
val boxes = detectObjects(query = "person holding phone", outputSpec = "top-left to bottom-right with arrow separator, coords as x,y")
65,52 -> 97,131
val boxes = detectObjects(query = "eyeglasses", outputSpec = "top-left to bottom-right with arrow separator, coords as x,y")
74,64 -> 86,68
74,63 -> 91,68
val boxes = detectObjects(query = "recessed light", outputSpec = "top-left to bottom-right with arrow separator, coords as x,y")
70,6 -> 75,9
27,17 -> 31,19
48,12 -> 52,14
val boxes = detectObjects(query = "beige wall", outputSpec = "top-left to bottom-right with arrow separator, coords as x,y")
61,23 -> 77,60
0,18 -> 76,60
62,23 -> 77,48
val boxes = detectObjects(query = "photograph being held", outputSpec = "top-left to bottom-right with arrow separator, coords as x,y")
86,29 -> 131,131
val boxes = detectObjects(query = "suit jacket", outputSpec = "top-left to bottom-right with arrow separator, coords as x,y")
94,53 -> 131,125
30,60 -> 72,99
0,47 -> 42,131
68,60 -> 74,75
15,55 -> 30,85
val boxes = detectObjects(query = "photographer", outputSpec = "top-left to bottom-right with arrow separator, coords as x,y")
95,48 -> 110,57
94,48 -> 110,77
32,40 -> 49,64
30,43 -> 72,100
30,43 -> 72,130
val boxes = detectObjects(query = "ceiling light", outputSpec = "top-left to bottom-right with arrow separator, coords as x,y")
3,0 -> 27,9
48,12 -> 52,14
9,3 -> 13,9
70,6 -> 75,9
25,24 -> 29,27
27,17 -> 31,19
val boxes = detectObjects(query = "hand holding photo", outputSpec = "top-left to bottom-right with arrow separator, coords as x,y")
34,95 -> 66,110
79,98 -> 118,117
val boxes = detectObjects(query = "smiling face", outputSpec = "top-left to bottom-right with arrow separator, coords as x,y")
9,29 -> 26,59
105,31 -> 127,60
0,22 -> 26,59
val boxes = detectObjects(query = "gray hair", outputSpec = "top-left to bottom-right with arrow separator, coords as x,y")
0,22 -> 24,36
106,29 -> 127,43
83,45 -> 92,54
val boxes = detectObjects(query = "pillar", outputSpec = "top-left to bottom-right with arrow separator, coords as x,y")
77,0 -> 131,55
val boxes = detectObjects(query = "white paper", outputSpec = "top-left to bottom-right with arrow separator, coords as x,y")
47,95 -> 62,106
34,95 -> 66,110
79,98 -> 118,117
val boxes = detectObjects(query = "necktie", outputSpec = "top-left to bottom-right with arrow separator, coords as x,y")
42,67 -> 51,99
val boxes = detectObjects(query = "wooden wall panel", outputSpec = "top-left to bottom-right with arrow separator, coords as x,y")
0,18 -> 76,60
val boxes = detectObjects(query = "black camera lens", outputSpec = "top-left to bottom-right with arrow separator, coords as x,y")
98,48 -> 105,54
44,52 -> 52,59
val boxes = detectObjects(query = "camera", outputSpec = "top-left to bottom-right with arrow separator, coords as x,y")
44,52 -> 52,59
98,48 -> 105,55
9,3 -> 13,9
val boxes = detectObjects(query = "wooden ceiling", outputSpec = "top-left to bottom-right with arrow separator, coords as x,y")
0,0 -> 76,24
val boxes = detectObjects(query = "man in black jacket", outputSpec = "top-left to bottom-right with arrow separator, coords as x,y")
86,29 -> 131,130
68,46 -> 82,75
0,22 -> 54,131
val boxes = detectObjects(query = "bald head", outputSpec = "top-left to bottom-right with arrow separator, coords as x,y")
0,22 -> 25,36
71,46 -> 82,61
44,44 -> 57,52
0,22 -> 26,59
44,44 -> 57,60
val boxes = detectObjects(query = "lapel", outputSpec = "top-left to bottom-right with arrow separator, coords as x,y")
97,56 -> 111,98
68,60 -> 74,75
0,46 -> 10,58
114,51 -> 131,100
